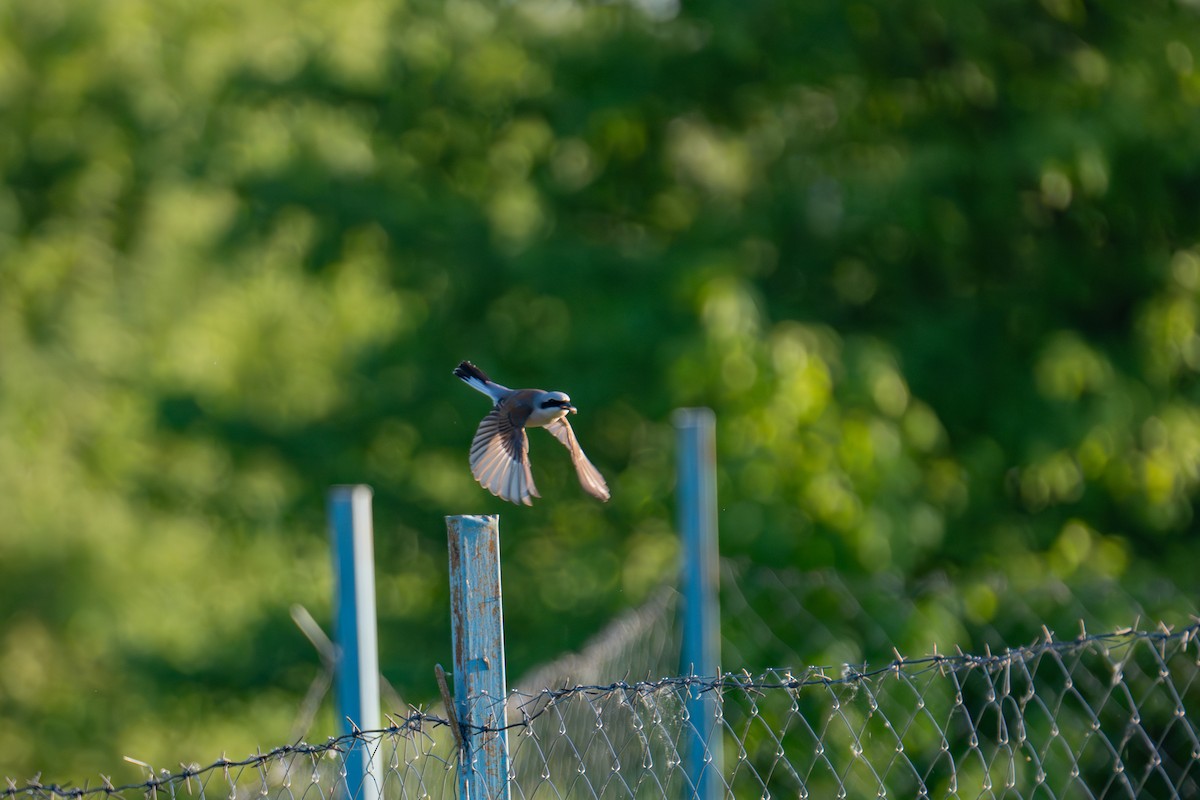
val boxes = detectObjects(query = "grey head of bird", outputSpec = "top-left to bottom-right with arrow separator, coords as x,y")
528,390 -> 576,427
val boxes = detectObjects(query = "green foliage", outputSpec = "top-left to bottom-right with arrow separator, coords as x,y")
2,0 -> 1199,785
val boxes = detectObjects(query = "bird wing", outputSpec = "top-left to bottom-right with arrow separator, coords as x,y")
469,404 -> 538,505
545,417 -> 611,502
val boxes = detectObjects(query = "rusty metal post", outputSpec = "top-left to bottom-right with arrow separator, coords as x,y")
446,515 -> 510,800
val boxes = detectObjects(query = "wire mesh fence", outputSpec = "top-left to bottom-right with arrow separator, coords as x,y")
718,559 -> 1200,677
508,625 -> 1200,799
7,624 -> 1198,800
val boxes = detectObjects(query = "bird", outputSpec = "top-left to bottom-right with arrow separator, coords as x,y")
453,360 -> 610,506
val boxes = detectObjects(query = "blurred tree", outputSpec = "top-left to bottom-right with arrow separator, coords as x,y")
1,0 -> 1199,785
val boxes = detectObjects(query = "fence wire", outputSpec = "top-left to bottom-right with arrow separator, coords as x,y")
516,586 -> 680,695
719,559 -> 1200,676
8,625 -> 1198,800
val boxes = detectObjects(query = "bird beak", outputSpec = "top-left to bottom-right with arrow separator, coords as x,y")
567,404 -> 578,414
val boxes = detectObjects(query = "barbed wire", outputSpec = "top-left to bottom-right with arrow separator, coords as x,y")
7,623 -> 1199,800
507,622 -> 1200,799
518,621 -> 1198,703
2,712 -> 454,800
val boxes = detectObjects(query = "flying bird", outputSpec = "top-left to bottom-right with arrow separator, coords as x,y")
453,360 -> 610,505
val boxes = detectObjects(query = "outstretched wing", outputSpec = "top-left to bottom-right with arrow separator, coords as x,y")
469,405 -> 538,505
545,417 -> 611,502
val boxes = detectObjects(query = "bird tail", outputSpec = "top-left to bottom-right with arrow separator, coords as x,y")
454,360 -> 503,401
454,360 -> 492,384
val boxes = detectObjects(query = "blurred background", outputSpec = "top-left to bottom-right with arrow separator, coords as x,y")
2,0 -> 1200,786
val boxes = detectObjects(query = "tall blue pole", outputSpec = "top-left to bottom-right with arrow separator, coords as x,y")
447,514 -> 510,800
674,409 -> 723,800
328,485 -> 382,800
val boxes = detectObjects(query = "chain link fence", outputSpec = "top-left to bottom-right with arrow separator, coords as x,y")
718,559 -> 1200,676
6,623 -> 1198,800
510,625 -> 1200,799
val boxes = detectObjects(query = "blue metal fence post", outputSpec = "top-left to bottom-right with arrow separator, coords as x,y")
446,515 -> 510,800
674,409 -> 724,800
328,485 -> 382,800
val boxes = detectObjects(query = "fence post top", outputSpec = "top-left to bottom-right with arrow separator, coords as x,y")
445,514 -> 500,525
672,407 -> 716,428
329,484 -> 374,500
